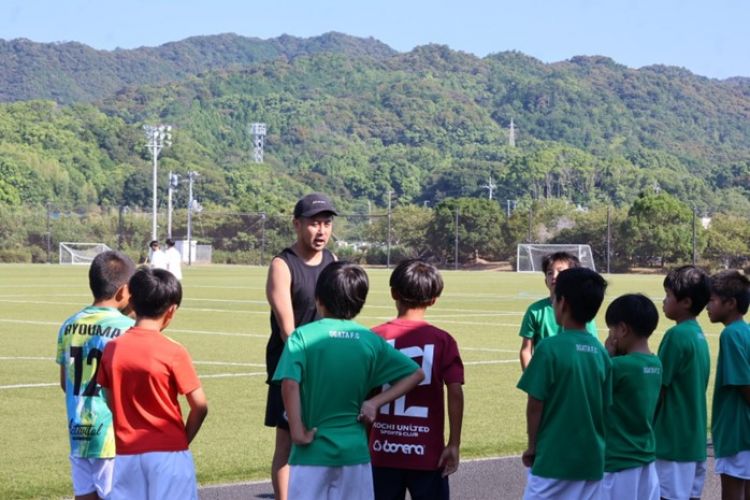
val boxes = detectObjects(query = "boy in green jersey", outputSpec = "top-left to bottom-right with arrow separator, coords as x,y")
601,294 -> 662,500
654,265 -> 711,500
517,267 -> 611,499
518,252 -> 598,370
706,270 -> 750,499
273,261 -> 425,500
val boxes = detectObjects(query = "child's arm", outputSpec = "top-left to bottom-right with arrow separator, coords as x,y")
522,396 -> 544,467
359,369 -> 425,424
184,387 -> 208,444
438,382 -> 464,477
281,379 -> 317,445
519,338 -> 534,371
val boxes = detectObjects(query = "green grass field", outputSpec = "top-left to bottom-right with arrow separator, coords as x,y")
0,264 -> 723,499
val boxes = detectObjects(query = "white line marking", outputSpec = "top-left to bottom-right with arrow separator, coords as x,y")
464,360 -> 517,366
200,372 -> 266,379
0,382 -> 58,390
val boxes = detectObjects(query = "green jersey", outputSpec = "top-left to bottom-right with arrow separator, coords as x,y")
711,320 -> 750,458
605,353 -> 662,472
654,319 -> 710,461
272,318 -> 419,467
518,297 -> 598,346
517,329 -> 612,480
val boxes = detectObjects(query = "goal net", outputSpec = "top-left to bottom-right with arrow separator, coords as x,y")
516,244 -> 596,272
59,242 -> 112,265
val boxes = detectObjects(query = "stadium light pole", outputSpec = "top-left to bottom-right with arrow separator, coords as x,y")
144,124 -> 172,241
186,171 -> 200,266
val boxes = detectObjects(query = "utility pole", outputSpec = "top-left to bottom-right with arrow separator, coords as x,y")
387,189 -> 393,269
509,118 -> 516,147
46,202 -> 51,263
167,172 -> 180,239
186,171 -> 200,266
144,124 -> 172,241
454,207 -> 460,270
692,206 -> 697,265
482,176 -> 496,200
606,206 -> 611,274
260,212 -> 266,266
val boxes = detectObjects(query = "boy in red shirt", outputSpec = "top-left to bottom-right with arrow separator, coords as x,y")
98,267 -> 208,499
369,259 -> 464,500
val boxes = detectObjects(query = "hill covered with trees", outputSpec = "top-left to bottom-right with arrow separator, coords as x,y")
1,34 -> 750,267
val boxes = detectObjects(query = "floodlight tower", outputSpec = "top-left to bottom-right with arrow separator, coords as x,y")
186,171 -> 201,265
482,176 -> 497,200
144,124 -> 172,240
167,171 -> 181,239
250,122 -> 267,163
509,118 -> 516,147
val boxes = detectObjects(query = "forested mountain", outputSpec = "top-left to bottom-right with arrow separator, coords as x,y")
0,32 -> 396,104
1,36 -> 750,217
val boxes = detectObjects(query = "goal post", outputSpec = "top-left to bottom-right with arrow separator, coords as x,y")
59,242 -> 112,265
516,244 -> 596,272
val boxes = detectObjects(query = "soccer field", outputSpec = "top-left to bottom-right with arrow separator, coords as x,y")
0,264 -> 722,499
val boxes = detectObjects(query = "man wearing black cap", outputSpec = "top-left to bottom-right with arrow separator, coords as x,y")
264,193 -> 338,500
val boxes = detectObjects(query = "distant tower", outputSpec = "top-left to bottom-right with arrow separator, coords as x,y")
508,118 -> 516,147
250,122 -> 267,163
482,175 -> 497,200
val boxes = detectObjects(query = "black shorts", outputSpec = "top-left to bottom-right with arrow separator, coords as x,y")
264,383 -> 289,430
372,466 -> 449,500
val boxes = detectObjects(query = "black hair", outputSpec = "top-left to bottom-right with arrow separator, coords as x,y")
165,238 -> 175,247
554,267 -> 608,324
149,240 -> 159,249
315,261 -> 369,320
541,251 -> 581,275
89,251 -> 136,301
128,267 -> 182,319
389,259 -> 444,308
605,294 -> 659,338
709,270 -> 750,315
663,265 -> 710,316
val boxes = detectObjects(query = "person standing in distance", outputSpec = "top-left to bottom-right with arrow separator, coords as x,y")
164,238 -> 183,281
265,192 -> 338,500
146,240 -> 167,270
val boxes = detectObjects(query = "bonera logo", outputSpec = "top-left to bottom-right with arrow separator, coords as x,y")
372,440 -> 425,455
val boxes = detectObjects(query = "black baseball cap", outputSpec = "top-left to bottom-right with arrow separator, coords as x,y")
293,193 -> 339,219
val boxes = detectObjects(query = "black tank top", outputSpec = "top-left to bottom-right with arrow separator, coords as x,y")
265,247 -> 335,381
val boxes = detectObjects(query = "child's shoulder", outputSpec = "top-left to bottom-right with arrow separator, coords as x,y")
374,318 -> 457,343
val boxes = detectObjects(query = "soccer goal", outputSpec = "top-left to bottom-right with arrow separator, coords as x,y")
59,242 -> 112,265
516,244 -> 596,272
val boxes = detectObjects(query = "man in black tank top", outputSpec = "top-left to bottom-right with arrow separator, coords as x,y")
265,193 -> 337,500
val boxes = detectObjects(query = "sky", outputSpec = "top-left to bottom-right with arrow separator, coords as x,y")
1,0 -> 748,79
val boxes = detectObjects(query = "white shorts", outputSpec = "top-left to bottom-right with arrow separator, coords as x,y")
289,463 -> 373,500
523,472 -> 602,499
655,459 -> 706,499
716,450 -> 750,480
69,455 -> 114,497
601,462 -> 659,500
111,450 -> 197,500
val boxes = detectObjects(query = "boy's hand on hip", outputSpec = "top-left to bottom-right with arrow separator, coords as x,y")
358,400 -> 378,425
438,444 -> 460,477
290,426 -> 317,445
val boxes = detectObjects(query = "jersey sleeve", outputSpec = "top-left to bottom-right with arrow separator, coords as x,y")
172,346 -> 201,395
370,337 -> 420,388
442,335 -> 465,385
56,324 -> 66,365
517,343 -> 554,401
518,305 -> 537,340
272,329 -> 306,383
718,327 -> 750,387
658,329 -> 680,387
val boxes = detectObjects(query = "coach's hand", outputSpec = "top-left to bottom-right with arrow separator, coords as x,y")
290,426 -> 317,445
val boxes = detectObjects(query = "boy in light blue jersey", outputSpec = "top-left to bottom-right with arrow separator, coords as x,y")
706,270 -> 750,499
56,251 -> 135,500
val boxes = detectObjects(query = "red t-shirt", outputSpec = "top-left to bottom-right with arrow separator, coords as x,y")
369,319 -> 464,470
97,327 -> 201,455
